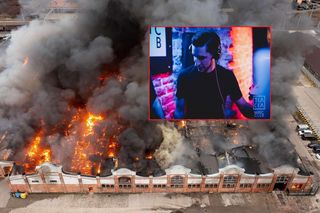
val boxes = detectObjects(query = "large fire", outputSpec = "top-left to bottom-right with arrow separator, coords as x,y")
25,132 -> 51,173
21,109 -> 122,176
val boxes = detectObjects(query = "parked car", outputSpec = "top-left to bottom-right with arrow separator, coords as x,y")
316,153 -> 320,160
302,133 -> 317,140
298,129 -> 313,136
313,147 -> 320,153
296,124 -> 309,131
308,143 -> 320,148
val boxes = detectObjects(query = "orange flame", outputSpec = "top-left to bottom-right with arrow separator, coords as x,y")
24,132 -> 51,173
84,113 -> 103,136
70,111 -> 106,175
177,120 -> 186,129
145,154 -> 153,160
23,57 -> 29,66
22,108 -> 122,175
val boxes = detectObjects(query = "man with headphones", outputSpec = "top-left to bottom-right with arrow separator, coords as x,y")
174,31 -> 254,119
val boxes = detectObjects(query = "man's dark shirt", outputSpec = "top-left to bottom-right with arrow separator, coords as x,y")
176,64 -> 242,118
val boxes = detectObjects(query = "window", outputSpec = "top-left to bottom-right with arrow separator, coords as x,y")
119,184 -> 131,189
276,176 -> 289,183
119,177 -> 131,184
239,183 -> 252,188
101,184 -> 114,188
171,184 -> 183,188
257,183 -> 270,188
171,176 -> 184,185
136,184 -> 148,188
171,176 -> 184,188
222,176 -> 237,188
188,184 -> 201,188
154,184 -> 166,188
291,184 -> 303,189
205,184 -> 218,188
118,177 -> 131,189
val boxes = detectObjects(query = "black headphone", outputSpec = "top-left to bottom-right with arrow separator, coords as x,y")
206,32 -> 221,60
188,43 -> 221,60
215,45 -> 222,60
190,32 -> 222,60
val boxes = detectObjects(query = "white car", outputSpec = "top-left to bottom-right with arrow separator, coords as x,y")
298,129 -> 312,136
316,153 -> 320,160
296,124 -> 309,131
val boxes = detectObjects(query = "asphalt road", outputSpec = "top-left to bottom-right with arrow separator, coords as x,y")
0,190 -> 319,213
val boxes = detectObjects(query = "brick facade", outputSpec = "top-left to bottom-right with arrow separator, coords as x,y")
1,162 -> 313,194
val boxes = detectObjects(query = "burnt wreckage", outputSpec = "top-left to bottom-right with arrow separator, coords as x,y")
0,123 -> 317,195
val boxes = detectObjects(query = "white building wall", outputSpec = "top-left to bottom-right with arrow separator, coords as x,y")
44,175 -> 61,184
27,175 -> 43,184
292,176 -> 309,183
9,176 -> 25,184
63,175 -> 79,184
239,178 -> 255,184
135,178 -> 149,184
152,178 -> 167,184
187,178 -> 202,184
256,178 -> 273,184
204,178 -> 220,184
100,178 -> 115,184
81,177 -> 97,184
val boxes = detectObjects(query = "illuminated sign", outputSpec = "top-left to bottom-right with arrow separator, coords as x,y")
150,27 -> 166,57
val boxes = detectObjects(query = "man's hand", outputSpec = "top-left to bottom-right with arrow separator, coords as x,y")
174,98 -> 185,119
235,97 -> 254,118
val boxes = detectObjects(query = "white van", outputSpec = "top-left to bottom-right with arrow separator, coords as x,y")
296,124 -> 310,131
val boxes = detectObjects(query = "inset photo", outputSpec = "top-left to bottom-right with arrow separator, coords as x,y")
149,26 -> 271,120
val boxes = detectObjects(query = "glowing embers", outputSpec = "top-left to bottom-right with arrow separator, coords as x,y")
176,120 -> 186,129
67,110 -> 121,175
20,109 -> 121,176
24,132 -> 51,173
69,111 -> 106,175
107,136 -> 119,158
23,57 -> 29,66
145,150 -> 155,160
84,113 -> 103,137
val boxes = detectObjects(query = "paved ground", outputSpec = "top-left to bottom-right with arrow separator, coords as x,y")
294,69 -> 320,141
0,179 -> 10,209
287,115 -> 320,170
293,86 -> 320,137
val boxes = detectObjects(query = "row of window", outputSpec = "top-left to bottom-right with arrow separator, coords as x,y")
101,184 -> 114,188
31,179 -> 59,183
257,183 -> 270,188
119,184 -> 131,189
153,184 -> 166,188
170,184 -> 183,188
29,180 -> 271,188
188,184 -> 201,188
239,183 -> 252,188
136,184 -> 148,188
28,177 -> 273,190
205,184 -> 218,188
222,184 -> 235,188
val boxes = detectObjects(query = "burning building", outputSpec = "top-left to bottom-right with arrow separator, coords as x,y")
0,0 -> 319,196
0,144 -> 315,194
